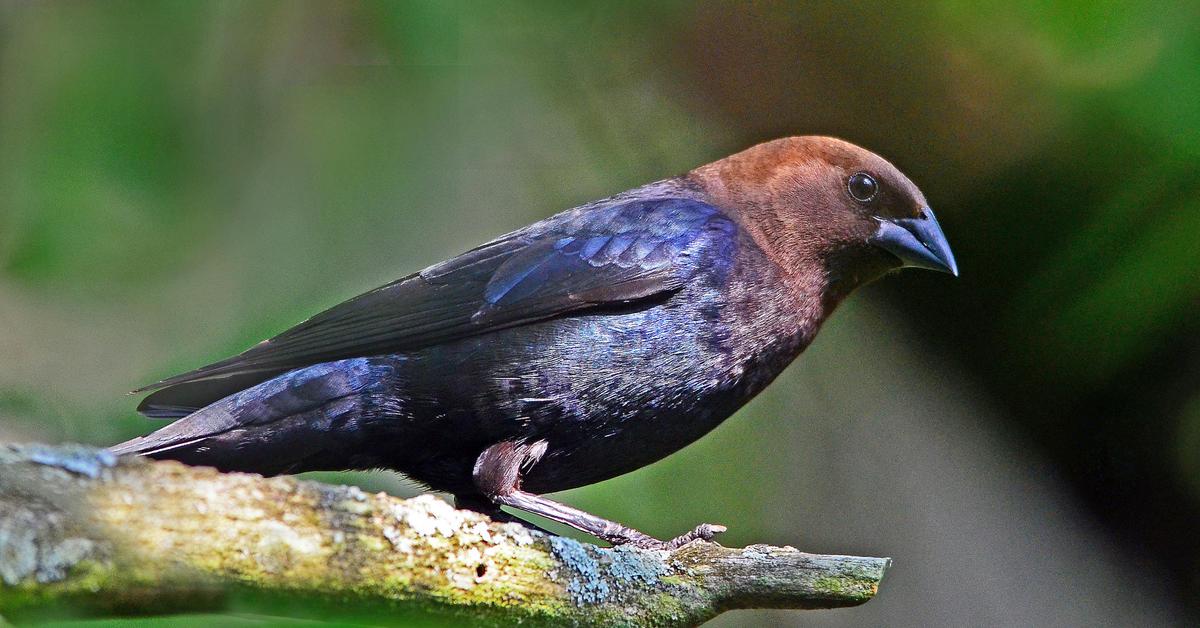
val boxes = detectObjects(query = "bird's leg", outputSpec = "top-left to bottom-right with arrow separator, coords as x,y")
497,491 -> 727,549
453,493 -> 524,523
473,441 -> 726,550
453,493 -> 555,535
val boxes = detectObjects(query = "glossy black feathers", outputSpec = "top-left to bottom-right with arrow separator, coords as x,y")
136,197 -> 734,418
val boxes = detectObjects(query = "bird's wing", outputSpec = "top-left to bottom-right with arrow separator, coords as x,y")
136,197 -> 737,416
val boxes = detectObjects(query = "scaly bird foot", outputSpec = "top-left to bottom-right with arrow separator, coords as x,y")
608,523 -> 727,550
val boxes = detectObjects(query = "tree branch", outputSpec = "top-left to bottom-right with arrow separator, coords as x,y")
0,444 -> 889,626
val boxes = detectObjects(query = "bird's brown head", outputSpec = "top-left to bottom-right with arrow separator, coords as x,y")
689,136 -> 957,297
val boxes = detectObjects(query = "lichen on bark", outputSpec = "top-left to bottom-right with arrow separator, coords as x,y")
0,444 -> 890,626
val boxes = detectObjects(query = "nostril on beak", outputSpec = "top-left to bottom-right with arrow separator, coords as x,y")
869,208 -> 958,276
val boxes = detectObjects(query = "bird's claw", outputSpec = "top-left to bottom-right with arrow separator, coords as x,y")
615,523 -> 727,550
665,522 -> 727,549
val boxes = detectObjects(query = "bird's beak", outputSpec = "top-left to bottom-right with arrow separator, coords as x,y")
870,208 -> 959,276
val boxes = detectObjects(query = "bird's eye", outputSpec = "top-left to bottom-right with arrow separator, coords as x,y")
847,172 -> 878,203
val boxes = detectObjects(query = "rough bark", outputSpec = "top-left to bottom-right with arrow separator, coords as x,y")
0,443 -> 889,626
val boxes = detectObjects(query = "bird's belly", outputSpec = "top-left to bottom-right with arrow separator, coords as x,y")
378,289 -> 807,494
513,315 -> 805,492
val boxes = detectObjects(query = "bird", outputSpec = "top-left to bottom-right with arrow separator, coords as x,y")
112,136 -> 957,549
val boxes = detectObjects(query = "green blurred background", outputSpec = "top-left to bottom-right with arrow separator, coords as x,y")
2,1 -> 1198,625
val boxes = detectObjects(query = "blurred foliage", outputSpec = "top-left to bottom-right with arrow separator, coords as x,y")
1,0 -> 1199,625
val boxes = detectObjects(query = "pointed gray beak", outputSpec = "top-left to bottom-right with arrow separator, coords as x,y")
870,208 -> 959,276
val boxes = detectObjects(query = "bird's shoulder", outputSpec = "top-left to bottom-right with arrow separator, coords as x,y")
422,187 -> 741,298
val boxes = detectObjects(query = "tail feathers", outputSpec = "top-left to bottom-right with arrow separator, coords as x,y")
112,358 -> 380,475
108,407 -> 324,475
109,404 -> 243,458
136,370 -> 290,419
109,433 -> 210,457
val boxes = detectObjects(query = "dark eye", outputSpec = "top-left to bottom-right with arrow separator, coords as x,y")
847,172 -> 878,203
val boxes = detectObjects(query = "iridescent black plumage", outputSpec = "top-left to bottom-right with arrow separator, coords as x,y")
114,136 -> 957,547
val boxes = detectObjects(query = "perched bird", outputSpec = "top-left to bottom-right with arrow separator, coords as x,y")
113,136 -> 957,549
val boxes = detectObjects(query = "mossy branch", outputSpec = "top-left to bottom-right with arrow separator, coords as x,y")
0,444 -> 889,626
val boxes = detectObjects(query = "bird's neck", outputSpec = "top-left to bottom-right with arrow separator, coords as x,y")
677,165 -> 893,310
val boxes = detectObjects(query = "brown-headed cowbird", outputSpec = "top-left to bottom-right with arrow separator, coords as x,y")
112,136 -> 956,548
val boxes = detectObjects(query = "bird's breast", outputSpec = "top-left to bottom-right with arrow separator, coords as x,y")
511,256 -> 820,491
